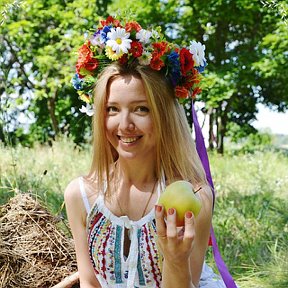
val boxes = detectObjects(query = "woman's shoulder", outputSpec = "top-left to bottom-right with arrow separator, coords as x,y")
64,175 -> 100,208
64,177 -> 83,203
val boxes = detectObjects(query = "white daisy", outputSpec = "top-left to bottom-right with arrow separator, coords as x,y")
189,40 -> 206,67
79,103 -> 94,116
106,27 -> 132,54
136,29 -> 152,44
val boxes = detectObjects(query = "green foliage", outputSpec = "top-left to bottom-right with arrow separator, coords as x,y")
0,0 -> 103,145
252,20 -> 288,112
1,0 -> 287,151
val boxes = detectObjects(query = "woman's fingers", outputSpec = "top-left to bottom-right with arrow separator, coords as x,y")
155,205 -> 195,249
155,205 -> 167,239
166,208 -> 178,240
183,211 -> 195,247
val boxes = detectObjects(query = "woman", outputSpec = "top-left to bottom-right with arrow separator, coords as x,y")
65,16 -> 226,288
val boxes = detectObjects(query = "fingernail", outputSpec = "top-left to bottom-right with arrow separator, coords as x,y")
168,208 -> 175,215
155,205 -> 162,212
185,211 -> 193,219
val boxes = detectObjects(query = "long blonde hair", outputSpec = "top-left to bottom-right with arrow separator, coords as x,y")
88,62 -> 208,197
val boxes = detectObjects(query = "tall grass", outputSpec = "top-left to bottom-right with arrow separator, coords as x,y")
1,138 -> 287,287
0,137 -> 91,214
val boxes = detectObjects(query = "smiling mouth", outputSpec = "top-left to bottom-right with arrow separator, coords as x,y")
118,136 -> 141,143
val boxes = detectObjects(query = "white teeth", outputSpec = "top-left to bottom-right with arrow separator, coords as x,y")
120,137 -> 138,143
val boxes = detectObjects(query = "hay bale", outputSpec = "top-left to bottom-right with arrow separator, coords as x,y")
0,193 -> 79,288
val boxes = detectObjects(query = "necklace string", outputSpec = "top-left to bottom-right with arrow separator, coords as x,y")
117,179 -> 158,219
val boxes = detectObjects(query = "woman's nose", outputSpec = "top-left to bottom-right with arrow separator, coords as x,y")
119,112 -> 135,131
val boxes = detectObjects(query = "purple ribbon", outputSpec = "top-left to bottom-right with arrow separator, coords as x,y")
191,102 -> 237,288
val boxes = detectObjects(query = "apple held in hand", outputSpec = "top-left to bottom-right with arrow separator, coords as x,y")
158,180 -> 202,226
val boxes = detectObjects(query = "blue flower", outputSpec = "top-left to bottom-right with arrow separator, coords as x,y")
168,51 -> 181,86
195,60 -> 207,73
71,74 -> 83,90
100,25 -> 111,44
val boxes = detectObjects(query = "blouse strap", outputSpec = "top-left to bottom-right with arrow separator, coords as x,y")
79,177 -> 91,214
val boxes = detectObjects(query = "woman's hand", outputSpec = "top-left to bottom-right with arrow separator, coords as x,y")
155,204 -> 195,264
155,205 -> 196,288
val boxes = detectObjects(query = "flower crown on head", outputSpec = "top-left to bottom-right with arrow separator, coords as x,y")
72,15 -> 207,116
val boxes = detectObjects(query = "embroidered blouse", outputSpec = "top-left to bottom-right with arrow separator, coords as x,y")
79,177 -> 226,288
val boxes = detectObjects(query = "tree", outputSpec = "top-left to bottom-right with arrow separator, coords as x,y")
1,0 -> 286,152
0,0 -> 112,145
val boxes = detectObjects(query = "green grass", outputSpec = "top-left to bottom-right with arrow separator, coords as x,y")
1,138 -> 287,287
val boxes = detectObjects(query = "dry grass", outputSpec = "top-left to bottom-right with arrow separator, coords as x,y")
0,193 -> 79,288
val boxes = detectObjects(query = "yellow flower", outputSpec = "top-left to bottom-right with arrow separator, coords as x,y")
105,46 -> 123,60
78,92 -> 91,104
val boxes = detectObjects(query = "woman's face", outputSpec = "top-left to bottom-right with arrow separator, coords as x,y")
105,75 -> 156,161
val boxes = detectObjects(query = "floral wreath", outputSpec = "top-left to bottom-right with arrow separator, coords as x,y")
72,15 -> 207,116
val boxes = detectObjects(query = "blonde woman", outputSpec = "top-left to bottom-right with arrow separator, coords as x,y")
65,16 -> 227,288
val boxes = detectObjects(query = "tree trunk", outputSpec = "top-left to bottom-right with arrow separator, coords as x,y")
208,107 -> 215,150
216,105 -> 229,155
47,89 -> 59,135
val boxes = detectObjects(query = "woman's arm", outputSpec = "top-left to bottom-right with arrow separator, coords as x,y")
64,178 -> 101,288
189,185 -> 213,286
155,185 -> 213,288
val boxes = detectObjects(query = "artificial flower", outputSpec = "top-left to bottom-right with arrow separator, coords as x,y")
106,27 -> 132,54
105,46 -> 123,60
91,30 -> 103,47
191,86 -> 202,99
180,48 -> 194,76
79,92 -> 91,104
183,70 -> 200,89
100,26 -> 111,44
100,16 -> 121,28
195,61 -> 207,73
72,15 -> 208,115
189,40 -> 206,67
136,29 -> 153,44
71,74 -> 83,90
79,103 -> 94,116
125,21 -> 142,33
150,56 -> 165,71
129,41 -> 143,58
76,44 -> 98,78
152,41 -> 168,58
167,51 -> 181,87
175,86 -> 189,99
138,51 -> 152,65
151,29 -> 160,40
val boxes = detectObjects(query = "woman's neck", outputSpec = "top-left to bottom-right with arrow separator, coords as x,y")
115,157 -> 157,186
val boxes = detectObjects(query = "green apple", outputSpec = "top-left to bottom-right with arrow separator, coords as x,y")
158,180 -> 202,226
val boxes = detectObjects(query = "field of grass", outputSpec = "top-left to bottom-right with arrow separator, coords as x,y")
1,137 -> 287,287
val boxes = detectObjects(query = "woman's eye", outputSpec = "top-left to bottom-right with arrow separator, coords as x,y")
107,106 -> 118,113
135,106 -> 150,113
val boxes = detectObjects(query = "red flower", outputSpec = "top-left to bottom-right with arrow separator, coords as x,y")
191,87 -> 202,99
152,41 -> 168,58
183,69 -> 200,89
150,57 -> 165,71
180,48 -> 194,76
100,16 -> 121,28
118,54 -> 128,64
129,41 -> 143,58
125,21 -> 142,33
76,44 -> 98,78
175,86 -> 189,99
